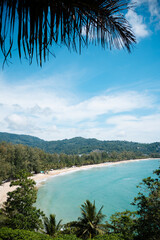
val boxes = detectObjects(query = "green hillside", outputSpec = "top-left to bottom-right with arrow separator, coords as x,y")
0,132 -> 160,155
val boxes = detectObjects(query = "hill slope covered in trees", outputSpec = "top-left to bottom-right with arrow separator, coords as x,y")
0,132 -> 160,155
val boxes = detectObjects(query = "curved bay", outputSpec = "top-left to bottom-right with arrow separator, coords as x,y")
36,159 -> 160,223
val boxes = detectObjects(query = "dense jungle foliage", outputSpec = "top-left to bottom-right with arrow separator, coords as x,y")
0,228 -> 122,240
0,132 -> 160,155
0,141 -> 160,184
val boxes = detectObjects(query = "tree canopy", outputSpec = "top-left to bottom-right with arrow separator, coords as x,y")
70,200 -> 106,239
107,211 -> 137,240
132,167 -> 160,240
0,0 -> 136,66
44,214 -> 62,237
0,141 -> 159,184
2,171 -> 44,230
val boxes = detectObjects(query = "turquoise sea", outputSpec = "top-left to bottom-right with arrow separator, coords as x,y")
36,159 -> 160,223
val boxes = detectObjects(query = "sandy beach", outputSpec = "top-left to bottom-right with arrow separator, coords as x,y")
0,158 -> 158,208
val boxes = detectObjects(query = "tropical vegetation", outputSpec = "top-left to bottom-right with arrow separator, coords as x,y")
0,167 -> 160,239
0,227 -> 54,240
106,211 -> 137,240
44,214 -> 62,237
1,171 -> 44,230
1,132 -> 160,155
132,167 -> 160,240
69,200 -> 106,239
0,141 -> 160,184
0,0 -> 136,67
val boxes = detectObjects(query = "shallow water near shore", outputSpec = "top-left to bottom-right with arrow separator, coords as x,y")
36,159 -> 160,223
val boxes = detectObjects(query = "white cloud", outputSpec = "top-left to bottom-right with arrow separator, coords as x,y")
106,115 -> 138,124
35,112 -> 160,142
56,91 -> 153,123
148,0 -> 160,17
133,0 -> 160,18
130,0 -> 160,29
105,114 -> 160,143
0,73 -> 159,143
126,10 -> 149,39
147,0 -> 160,29
6,114 -> 29,131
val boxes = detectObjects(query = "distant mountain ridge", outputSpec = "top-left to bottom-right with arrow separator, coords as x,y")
0,132 -> 160,155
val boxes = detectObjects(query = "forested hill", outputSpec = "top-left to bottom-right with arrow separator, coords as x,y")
0,132 -> 160,155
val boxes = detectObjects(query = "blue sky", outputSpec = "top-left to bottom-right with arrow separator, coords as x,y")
0,0 -> 160,143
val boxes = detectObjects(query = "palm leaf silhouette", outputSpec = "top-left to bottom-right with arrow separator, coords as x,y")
0,0 -> 136,66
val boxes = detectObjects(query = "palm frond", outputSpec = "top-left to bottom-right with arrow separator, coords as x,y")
0,0 -> 136,66
43,214 -> 62,236
75,200 -> 106,239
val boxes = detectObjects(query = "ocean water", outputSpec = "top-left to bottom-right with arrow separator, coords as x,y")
36,159 -> 160,223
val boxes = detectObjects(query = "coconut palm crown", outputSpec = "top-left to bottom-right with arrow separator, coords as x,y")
73,200 -> 106,239
0,0 -> 136,66
44,214 -> 62,237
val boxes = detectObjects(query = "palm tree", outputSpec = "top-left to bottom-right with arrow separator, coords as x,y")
0,0 -> 136,66
43,214 -> 62,237
72,200 -> 106,239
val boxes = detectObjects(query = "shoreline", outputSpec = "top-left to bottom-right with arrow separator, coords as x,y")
0,158 -> 159,207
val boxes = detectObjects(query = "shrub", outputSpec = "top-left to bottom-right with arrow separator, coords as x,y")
0,227 -> 53,240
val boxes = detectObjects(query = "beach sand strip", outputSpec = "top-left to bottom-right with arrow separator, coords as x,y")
0,158 -> 158,208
